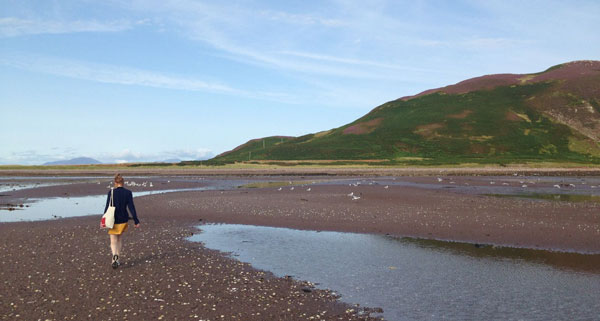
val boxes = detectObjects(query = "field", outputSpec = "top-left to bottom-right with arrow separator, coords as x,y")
2,163 -> 600,178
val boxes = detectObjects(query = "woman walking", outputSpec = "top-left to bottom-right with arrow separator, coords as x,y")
103,173 -> 140,269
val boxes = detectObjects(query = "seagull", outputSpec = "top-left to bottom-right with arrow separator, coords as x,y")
348,192 -> 354,197
553,184 -> 561,189
568,184 -> 576,188
277,187 -> 282,191
522,184 -> 528,188
352,195 -> 361,200
437,178 -> 443,182
384,185 -> 389,189
290,187 -> 294,190
306,188 -> 311,192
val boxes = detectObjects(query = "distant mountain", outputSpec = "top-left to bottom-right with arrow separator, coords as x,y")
43,157 -> 102,165
214,61 -> 600,164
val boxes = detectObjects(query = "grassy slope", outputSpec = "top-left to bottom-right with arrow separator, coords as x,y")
216,80 -> 600,164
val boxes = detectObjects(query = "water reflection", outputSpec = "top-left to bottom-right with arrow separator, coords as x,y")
190,224 -> 600,321
0,187 -> 214,222
485,193 -> 600,203
396,237 -> 600,274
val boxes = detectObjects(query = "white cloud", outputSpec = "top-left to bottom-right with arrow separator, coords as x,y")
276,50 -> 437,73
258,10 -> 345,27
100,149 -> 214,164
0,53 -> 295,102
0,150 -> 51,165
0,147 -> 82,165
0,148 -> 214,165
0,53 -> 232,91
0,17 -> 135,37
119,0 -> 429,80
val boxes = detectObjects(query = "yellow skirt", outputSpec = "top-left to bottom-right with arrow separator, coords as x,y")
108,223 -> 128,235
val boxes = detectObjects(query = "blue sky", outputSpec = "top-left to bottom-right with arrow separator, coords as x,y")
1,0 -> 598,164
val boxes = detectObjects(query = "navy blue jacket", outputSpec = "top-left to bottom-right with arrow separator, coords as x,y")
104,187 -> 139,225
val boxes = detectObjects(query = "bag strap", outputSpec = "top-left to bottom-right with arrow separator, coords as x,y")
110,188 -> 114,207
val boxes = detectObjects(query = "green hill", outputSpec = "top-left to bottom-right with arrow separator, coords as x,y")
213,61 -> 600,165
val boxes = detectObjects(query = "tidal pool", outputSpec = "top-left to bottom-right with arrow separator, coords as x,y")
0,187 -> 214,222
190,224 -> 600,321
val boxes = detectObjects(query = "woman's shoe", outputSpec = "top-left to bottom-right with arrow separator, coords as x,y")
112,255 -> 119,269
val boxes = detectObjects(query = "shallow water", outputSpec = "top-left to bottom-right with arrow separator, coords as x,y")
485,193 -> 600,203
190,224 -> 600,321
0,187 -> 214,222
356,176 -> 600,198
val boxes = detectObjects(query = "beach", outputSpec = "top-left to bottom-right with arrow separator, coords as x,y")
1,172 -> 599,320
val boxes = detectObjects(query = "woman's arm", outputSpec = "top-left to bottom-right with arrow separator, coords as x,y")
127,190 -> 140,225
103,190 -> 111,213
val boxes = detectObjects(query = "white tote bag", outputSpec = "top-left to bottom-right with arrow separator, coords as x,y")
101,188 -> 115,229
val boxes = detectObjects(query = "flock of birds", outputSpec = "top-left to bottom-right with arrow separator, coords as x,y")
270,176 -> 597,206
435,177 -> 597,189
105,181 -> 155,189
274,179 -> 395,202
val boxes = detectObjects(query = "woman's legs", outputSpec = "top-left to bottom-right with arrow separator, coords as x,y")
109,235 -> 125,254
116,235 -> 123,256
110,234 -> 124,268
110,234 -> 119,256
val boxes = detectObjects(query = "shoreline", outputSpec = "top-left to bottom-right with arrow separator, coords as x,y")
0,214 -> 382,320
135,180 -> 600,254
3,175 -> 599,254
2,165 -> 600,177
2,175 -> 599,319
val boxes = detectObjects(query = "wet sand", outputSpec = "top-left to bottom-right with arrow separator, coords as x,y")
1,176 -> 217,199
1,174 -> 599,320
0,177 -> 382,320
146,182 -> 600,254
0,217 -> 379,320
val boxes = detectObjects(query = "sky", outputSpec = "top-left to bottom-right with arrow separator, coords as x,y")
1,0 -> 599,164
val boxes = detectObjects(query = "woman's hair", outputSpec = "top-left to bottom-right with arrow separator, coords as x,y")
114,173 -> 124,185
